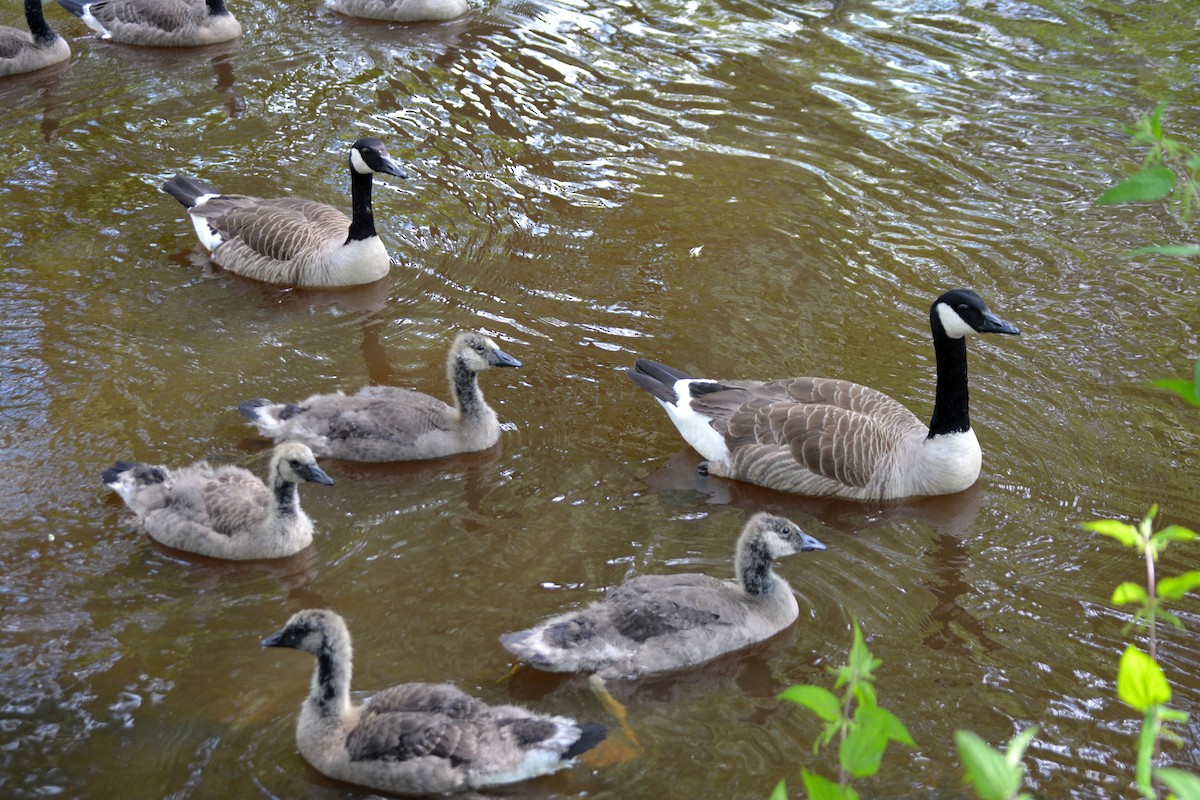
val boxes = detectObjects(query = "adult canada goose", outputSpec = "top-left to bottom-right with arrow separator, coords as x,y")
0,0 -> 71,77
56,0 -> 241,47
102,442 -> 334,560
262,609 -> 607,795
238,331 -> 521,461
162,137 -> 407,287
627,288 -> 1020,501
324,0 -> 467,22
500,513 -> 826,681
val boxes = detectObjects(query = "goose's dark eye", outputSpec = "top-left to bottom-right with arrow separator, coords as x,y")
957,304 -> 968,313
474,343 -> 486,353
289,460 -> 302,470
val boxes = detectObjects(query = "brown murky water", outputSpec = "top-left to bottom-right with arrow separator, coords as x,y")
1,0 -> 1198,797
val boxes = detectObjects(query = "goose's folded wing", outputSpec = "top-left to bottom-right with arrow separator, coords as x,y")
104,0 -> 196,32
692,377 -> 921,487
195,198 -> 349,262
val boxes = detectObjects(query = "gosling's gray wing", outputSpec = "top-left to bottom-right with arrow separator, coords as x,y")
191,196 -> 350,262
300,391 -> 457,447
346,684 -> 488,765
0,27 -> 33,60
362,683 -> 482,717
691,376 -> 923,488
173,465 -> 271,536
604,574 -> 745,642
346,710 -> 480,766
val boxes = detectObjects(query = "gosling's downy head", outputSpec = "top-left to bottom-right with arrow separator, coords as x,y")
262,608 -> 347,654
451,331 -> 522,373
271,442 -> 335,486
742,512 -> 827,560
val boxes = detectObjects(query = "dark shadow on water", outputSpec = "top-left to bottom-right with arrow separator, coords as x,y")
638,446 -> 984,537
0,58 -> 73,143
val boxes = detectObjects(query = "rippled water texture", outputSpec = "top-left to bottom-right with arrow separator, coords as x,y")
1,0 -> 1198,796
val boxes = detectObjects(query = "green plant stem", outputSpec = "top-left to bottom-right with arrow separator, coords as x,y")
839,691 -> 852,785
1136,706 -> 1161,798
1143,540 -> 1157,661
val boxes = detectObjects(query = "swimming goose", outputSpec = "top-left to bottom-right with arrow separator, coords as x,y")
0,0 -> 71,77
324,0 -> 467,22
102,441 -> 334,560
500,513 -> 826,681
238,331 -> 521,461
627,288 -> 1020,501
262,609 -> 607,795
162,137 -> 407,287
56,0 -> 241,47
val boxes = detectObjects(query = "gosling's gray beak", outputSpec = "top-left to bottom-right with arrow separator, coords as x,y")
300,463 -> 335,486
261,630 -> 286,648
494,348 -> 522,369
799,532 -> 827,552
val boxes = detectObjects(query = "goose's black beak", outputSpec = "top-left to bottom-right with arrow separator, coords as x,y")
978,310 -> 1020,336
378,154 -> 408,180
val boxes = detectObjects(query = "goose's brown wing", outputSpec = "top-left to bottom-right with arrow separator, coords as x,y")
691,377 -> 923,488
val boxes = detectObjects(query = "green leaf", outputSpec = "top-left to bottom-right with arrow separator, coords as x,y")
874,706 -> 916,747
778,685 -> 842,723
1157,767 -> 1200,800
847,621 -> 881,678
841,706 -> 891,778
1096,167 -> 1176,205
800,769 -> 858,800
1149,100 -> 1167,141
1118,646 -> 1171,711
955,730 -> 1023,800
1159,571 -> 1200,601
1112,582 -> 1149,606
1128,244 -> 1200,259
1083,519 -> 1139,548
1156,608 -> 1185,630
1154,526 -> 1200,548
1005,726 -> 1040,770
769,778 -> 789,800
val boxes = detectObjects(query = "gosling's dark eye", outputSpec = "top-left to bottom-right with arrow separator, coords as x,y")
289,460 -> 302,470
474,343 -> 486,353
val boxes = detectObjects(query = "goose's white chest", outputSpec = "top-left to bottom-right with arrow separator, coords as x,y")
908,428 -> 982,496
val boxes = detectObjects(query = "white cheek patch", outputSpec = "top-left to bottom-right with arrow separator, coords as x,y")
349,147 -> 371,175
936,302 -> 976,338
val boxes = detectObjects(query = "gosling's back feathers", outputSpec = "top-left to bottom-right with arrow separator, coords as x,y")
262,609 -> 606,795
500,513 -> 826,680
0,0 -> 71,77
238,331 -> 521,461
627,288 -> 1020,500
56,0 -> 241,46
162,137 -> 407,287
102,441 -> 334,560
